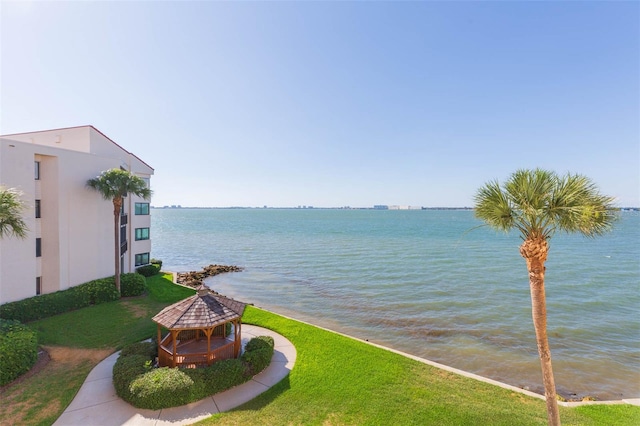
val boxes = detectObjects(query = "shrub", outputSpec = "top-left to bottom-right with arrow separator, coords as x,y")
0,319 -> 38,386
150,258 -> 163,268
120,341 -> 156,359
112,354 -> 150,400
242,347 -> 273,375
244,335 -> 274,352
0,278 -> 119,323
135,264 -> 160,278
82,278 -> 120,304
120,273 -> 146,297
113,335 -> 275,409
129,368 -> 193,409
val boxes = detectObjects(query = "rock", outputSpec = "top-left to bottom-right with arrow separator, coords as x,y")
176,264 -> 243,288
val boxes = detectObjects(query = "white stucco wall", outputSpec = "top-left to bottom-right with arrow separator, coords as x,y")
0,126 -> 154,304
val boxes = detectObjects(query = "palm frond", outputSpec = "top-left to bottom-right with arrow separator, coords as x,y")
0,186 -> 28,239
87,169 -> 153,201
474,180 -> 514,233
474,168 -> 616,241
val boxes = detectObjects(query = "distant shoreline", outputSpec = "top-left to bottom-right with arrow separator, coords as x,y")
151,205 -> 639,211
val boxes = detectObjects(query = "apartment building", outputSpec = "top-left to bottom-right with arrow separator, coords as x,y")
0,126 -> 154,304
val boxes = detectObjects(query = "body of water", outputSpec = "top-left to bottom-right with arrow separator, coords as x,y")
151,208 -> 639,400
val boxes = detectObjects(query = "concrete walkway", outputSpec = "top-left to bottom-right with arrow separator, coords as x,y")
53,325 -> 296,426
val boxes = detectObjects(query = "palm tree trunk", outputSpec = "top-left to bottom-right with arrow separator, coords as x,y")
521,238 -> 560,426
113,198 -> 122,293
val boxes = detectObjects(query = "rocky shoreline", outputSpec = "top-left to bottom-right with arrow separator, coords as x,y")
176,264 -> 243,288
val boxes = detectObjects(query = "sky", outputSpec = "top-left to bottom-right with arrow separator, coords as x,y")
1,1 -> 638,208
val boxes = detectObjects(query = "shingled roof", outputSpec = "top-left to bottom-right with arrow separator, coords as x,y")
152,286 -> 247,330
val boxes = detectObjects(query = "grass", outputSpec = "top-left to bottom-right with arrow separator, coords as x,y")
199,307 -> 640,426
0,273 -> 192,425
1,272 -> 638,425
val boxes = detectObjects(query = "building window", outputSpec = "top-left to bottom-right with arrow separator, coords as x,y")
135,203 -> 149,215
135,252 -> 150,266
135,227 -> 150,240
36,277 -> 42,295
35,161 -> 40,180
35,199 -> 41,218
120,225 -> 127,245
36,238 -> 42,257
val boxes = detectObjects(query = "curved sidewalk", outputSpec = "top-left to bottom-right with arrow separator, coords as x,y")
54,325 -> 296,426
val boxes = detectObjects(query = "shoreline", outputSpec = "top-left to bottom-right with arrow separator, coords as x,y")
250,304 -> 640,407
168,269 -> 639,407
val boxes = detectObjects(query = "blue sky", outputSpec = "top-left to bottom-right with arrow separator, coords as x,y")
1,1 -> 638,208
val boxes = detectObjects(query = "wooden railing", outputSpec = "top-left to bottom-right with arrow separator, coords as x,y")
159,336 -> 235,368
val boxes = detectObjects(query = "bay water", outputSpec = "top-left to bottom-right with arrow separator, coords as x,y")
151,208 -> 639,400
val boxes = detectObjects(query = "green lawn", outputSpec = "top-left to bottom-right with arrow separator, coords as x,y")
200,307 -> 640,426
2,273 -> 638,425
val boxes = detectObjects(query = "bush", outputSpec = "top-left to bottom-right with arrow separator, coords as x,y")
82,278 -> 120,304
135,264 -> 160,278
150,258 -> 163,268
0,319 -> 38,386
120,341 -> 156,359
113,335 -> 275,409
112,354 -> 150,400
129,368 -> 193,409
0,278 -> 119,323
244,335 -> 274,352
120,273 -> 146,297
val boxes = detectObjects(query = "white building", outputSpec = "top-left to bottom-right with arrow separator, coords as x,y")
0,126 -> 154,304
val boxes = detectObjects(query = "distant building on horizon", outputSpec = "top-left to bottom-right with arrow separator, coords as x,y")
0,126 -> 154,304
387,205 -> 423,210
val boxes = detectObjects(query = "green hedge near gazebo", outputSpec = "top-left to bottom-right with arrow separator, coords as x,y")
113,336 -> 274,409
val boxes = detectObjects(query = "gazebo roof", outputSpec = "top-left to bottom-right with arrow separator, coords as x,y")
152,286 -> 248,330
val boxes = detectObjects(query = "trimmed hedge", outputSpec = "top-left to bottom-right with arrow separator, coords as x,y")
130,368 -> 193,408
120,341 -> 157,358
120,273 -> 146,297
113,354 -> 150,400
135,264 -> 160,277
242,335 -> 275,375
113,335 -> 275,409
0,319 -> 38,386
0,277 -> 119,323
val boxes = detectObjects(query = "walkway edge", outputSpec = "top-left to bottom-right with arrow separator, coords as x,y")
53,325 -> 296,426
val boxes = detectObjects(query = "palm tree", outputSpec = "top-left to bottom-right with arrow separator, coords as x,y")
87,169 -> 152,292
0,186 -> 28,239
474,168 -> 616,426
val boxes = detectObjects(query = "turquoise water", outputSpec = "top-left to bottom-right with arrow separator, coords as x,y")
151,208 -> 640,400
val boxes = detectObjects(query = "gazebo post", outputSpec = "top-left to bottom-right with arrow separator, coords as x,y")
171,330 -> 178,368
234,319 -> 242,357
157,324 -> 162,365
206,327 -> 213,365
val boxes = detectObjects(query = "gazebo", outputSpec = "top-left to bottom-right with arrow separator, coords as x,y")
152,285 -> 248,368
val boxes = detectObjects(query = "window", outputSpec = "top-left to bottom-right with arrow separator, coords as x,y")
36,238 -> 42,257
120,226 -> 127,246
35,161 -> 40,180
135,203 -> 149,215
35,199 -> 41,218
135,227 -> 150,240
36,277 -> 42,295
135,252 -> 150,266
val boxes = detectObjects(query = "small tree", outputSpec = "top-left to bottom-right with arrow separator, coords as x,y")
87,169 -> 152,292
0,186 -> 28,239
474,169 -> 616,426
